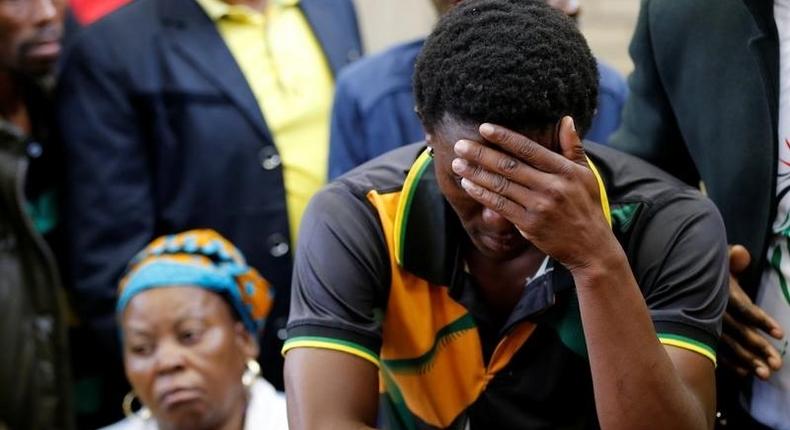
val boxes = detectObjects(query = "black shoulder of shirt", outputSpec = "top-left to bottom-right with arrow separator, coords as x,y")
585,141 -> 701,205
331,142 -> 427,197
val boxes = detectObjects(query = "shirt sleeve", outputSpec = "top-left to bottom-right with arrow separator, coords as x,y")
631,191 -> 729,365
283,182 -> 391,366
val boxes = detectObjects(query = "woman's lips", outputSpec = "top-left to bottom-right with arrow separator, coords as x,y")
158,387 -> 203,410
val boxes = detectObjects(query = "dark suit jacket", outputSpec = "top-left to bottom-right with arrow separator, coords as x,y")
56,0 -> 362,389
610,0 -> 779,295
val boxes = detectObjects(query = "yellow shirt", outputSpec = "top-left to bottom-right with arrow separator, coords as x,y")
196,0 -> 334,244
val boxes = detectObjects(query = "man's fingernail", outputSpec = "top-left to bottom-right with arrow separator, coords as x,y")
452,158 -> 468,173
455,140 -> 471,154
479,123 -> 495,135
568,117 -> 576,132
756,366 -> 769,379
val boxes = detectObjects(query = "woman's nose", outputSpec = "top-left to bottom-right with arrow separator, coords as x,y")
153,340 -> 187,374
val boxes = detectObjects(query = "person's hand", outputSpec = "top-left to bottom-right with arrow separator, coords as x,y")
720,244 -> 784,380
451,116 -> 622,275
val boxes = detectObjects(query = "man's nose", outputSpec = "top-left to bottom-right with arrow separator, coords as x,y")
481,207 -> 513,231
31,0 -> 59,26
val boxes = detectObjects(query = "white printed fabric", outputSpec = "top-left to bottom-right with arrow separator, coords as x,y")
752,2 -> 790,429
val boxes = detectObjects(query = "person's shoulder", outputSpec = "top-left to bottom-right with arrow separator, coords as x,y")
644,0 -> 719,14
306,144 -> 425,232
64,0 -> 160,63
588,142 -> 724,241
586,142 -> 706,203
332,142 -> 427,196
335,39 -> 425,111
643,0 -> 743,32
81,0 -> 159,37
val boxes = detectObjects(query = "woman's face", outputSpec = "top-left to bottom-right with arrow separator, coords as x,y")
121,286 -> 258,430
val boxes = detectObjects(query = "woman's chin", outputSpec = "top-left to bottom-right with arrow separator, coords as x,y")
156,403 -> 212,430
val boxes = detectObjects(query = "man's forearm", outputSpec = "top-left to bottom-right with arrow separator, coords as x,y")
574,251 -> 711,430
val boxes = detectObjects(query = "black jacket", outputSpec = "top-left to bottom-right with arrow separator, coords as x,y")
0,83 -> 72,430
610,0 -> 779,295
56,0 -> 362,389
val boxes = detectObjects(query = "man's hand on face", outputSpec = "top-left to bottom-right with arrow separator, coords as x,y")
450,116 -> 622,276
720,244 -> 785,380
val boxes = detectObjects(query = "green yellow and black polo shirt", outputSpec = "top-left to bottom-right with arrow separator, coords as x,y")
283,142 -> 728,429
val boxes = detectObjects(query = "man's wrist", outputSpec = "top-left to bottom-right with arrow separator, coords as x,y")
570,243 -> 631,290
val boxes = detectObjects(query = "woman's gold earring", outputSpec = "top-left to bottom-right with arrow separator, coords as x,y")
122,391 -> 151,420
242,359 -> 261,388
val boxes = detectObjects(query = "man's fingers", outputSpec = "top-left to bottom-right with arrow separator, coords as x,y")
729,293 -> 786,340
478,123 -> 567,173
729,244 -> 751,274
453,139 -> 553,190
557,116 -> 587,166
724,312 -> 784,370
720,332 -> 772,380
459,178 -> 527,224
727,277 -> 785,339
742,304 -> 785,340
451,158 -> 533,206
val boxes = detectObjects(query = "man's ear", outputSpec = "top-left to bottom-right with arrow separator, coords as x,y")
234,322 -> 259,360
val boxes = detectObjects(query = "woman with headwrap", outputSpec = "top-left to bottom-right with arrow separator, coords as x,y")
103,229 -> 287,430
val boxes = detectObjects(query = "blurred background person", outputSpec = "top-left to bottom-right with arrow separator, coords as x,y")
609,0 -> 788,428
0,0 -> 72,428
327,0 -> 627,180
56,0 -> 361,425
104,229 -> 287,430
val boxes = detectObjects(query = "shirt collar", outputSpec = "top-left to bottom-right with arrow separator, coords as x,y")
194,0 -> 300,23
394,148 -> 457,286
195,0 -> 233,22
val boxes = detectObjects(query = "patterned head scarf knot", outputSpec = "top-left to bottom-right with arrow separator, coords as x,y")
117,229 -> 273,334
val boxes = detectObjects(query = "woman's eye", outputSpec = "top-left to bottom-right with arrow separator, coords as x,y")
129,343 -> 154,356
179,328 -> 203,345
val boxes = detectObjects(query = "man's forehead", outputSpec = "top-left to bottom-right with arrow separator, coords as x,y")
434,114 -> 555,147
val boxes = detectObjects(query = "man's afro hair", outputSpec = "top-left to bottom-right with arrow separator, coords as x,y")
414,0 -> 599,137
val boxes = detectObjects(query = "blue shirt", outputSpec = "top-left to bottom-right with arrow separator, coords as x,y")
328,39 -> 628,180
